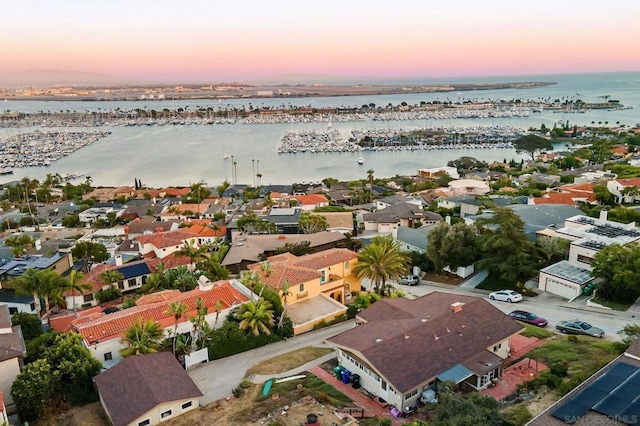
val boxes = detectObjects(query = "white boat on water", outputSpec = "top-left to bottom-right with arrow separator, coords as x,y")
223,154 -> 229,159
358,157 -> 364,165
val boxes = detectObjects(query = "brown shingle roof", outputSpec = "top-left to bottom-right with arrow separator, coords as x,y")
94,352 -> 203,426
327,293 -> 523,393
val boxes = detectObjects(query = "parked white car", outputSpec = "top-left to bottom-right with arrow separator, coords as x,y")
488,290 -> 523,303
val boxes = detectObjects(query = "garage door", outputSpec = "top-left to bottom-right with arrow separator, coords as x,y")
546,278 -> 579,300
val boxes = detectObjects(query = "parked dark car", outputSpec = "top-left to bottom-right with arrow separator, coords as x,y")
399,275 -> 420,286
508,310 -> 548,327
556,320 -> 604,338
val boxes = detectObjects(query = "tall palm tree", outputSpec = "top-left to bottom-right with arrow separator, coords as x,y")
241,271 -> 262,298
99,270 -> 124,290
235,298 -> 275,336
4,234 -> 34,257
260,261 -> 274,277
119,318 -> 164,357
278,281 -> 291,329
214,300 -> 223,329
15,268 -> 45,319
38,270 -> 67,326
352,235 -> 410,296
177,241 -> 209,270
165,301 -> 188,355
197,256 -> 230,282
63,270 -> 92,316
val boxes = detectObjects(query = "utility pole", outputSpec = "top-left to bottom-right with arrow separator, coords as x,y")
252,159 -> 256,187
230,155 -> 235,185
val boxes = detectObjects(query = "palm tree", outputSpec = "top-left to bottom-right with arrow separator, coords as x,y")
38,270 -> 67,326
241,271 -> 262,298
63,270 -> 92,316
278,281 -> 291,329
260,261 -> 273,277
99,270 -> 124,290
165,301 -> 188,355
177,241 -> 209,270
4,234 -> 34,257
15,268 -> 45,319
235,298 -> 275,336
214,300 -> 223,329
352,235 -> 410,296
197,256 -> 230,282
119,318 -> 164,357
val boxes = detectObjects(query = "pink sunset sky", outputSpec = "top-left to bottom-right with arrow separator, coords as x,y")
3,0 -> 640,83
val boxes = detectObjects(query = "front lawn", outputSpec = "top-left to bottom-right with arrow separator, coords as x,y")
245,346 -> 334,376
519,323 -> 554,339
590,296 -> 634,312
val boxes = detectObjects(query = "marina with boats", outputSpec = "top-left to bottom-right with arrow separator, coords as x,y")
0,130 -> 111,169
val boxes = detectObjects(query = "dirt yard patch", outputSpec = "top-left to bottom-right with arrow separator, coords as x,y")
164,378 -> 353,426
246,346 -> 334,376
53,402 -> 109,426
422,271 -> 464,286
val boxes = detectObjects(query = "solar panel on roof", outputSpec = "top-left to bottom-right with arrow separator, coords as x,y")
608,362 -> 639,379
630,371 -> 640,384
593,395 -> 633,417
552,400 -> 591,424
612,381 -> 640,401
592,374 -> 626,393
571,387 -> 609,407
620,401 -> 640,423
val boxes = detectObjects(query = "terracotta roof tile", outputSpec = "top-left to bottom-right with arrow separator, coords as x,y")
136,229 -> 198,249
617,178 -> 640,187
73,281 -> 248,345
295,194 -> 329,205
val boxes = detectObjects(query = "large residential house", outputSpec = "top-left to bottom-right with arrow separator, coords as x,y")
0,289 -> 36,316
294,194 -> 330,211
248,248 -> 361,335
221,232 -> 346,274
264,207 -> 303,234
374,195 -> 423,212
79,206 -> 124,224
538,212 -> 640,300
0,304 -> 26,413
606,178 -> 640,204
53,279 -> 250,367
361,202 -> 442,234
95,352 -> 202,426
326,293 -> 523,410
0,252 -> 73,282
314,212 -> 354,234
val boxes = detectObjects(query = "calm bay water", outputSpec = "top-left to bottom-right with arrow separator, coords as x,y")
2,72 -> 640,187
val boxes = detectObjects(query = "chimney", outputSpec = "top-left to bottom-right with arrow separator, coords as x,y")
197,275 -> 213,291
450,302 -> 464,313
527,196 -> 535,206
599,210 -> 608,222
115,254 -> 123,266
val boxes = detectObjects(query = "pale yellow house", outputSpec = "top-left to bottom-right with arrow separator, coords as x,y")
248,248 -> 361,334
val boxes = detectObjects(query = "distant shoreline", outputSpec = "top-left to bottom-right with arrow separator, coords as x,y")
3,81 -> 556,102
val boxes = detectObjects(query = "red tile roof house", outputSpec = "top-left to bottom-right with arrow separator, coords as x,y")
95,352 -> 203,426
0,391 -> 7,425
53,279 -> 250,367
293,194 -> 330,211
326,293 -> 523,410
606,178 -> 640,204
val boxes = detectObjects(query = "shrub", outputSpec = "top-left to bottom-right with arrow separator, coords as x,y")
95,287 -> 122,303
240,380 -> 252,388
550,362 -> 568,377
558,374 -> 587,396
567,335 -> 578,344
537,371 -> 562,389
11,312 -> 43,341
346,304 -> 358,319
232,387 -> 243,398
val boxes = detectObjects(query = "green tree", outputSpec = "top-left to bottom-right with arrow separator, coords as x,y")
535,236 -> 570,266
235,298 -> 275,336
426,222 -> 479,272
274,240 -> 313,256
431,389 -> 504,425
476,207 -> 537,284
11,359 -> 54,422
513,134 -> 554,160
591,243 -> 640,303
594,184 -> 616,205
237,212 -> 277,234
37,269 -> 68,326
241,271 -> 262,298
177,241 -> 209,267
120,318 -> 164,357
15,268 -> 46,319
217,179 -> 231,197
278,281 -> 291,329
165,301 -> 188,355
352,235 -> 410,295
4,233 -> 34,257
298,212 -> 329,234
99,269 -> 125,290
11,312 -> 43,341
63,270 -> 92,316
71,241 -> 109,271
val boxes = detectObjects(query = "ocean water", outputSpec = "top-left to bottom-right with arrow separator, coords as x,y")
2,72 -> 639,187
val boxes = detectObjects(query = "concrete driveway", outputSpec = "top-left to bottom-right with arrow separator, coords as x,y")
189,320 -> 356,405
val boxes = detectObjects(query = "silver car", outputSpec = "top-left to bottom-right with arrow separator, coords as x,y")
556,320 -> 604,338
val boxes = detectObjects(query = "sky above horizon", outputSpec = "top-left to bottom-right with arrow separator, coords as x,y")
4,0 -> 640,84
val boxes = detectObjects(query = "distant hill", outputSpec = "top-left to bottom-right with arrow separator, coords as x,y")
0,70 -> 145,88
249,74 -> 434,86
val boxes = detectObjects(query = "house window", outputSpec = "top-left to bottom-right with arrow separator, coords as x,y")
104,352 -> 113,361
299,283 -> 305,292
345,261 -> 350,270
83,294 -> 94,302
30,303 -> 36,311
128,278 -> 136,288
9,307 -> 18,315
160,409 -> 172,419
138,420 -> 151,426
142,276 -> 148,284
577,254 -> 593,265
181,401 -> 193,411
320,270 -> 327,284
118,281 -> 125,290
493,343 -> 502,352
